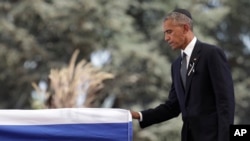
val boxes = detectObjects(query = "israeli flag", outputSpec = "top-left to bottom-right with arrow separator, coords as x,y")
0,108 -> 132,141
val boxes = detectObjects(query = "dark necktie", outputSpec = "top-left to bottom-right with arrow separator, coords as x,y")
181,53 -> 187,89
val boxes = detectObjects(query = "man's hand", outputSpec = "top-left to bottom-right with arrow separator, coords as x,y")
130,110 -> 140,120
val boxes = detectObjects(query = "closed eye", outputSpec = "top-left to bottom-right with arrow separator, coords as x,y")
164,30 -> 172,35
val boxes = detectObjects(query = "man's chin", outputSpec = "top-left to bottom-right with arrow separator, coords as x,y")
171,46 -> 178,50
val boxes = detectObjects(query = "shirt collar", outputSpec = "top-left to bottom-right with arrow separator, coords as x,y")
181,37 -> 197,57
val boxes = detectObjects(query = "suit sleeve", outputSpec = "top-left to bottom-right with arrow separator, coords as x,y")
139,65 -> 181,128
208,47 -> 235,141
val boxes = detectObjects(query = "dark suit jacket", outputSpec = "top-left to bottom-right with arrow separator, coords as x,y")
139,40 -> 235,141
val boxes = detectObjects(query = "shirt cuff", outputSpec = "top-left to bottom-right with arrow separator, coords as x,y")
138,112 -> 143,122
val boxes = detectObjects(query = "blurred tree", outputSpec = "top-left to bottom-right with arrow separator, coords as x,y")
0,0 -> 250,141
215,0 -> 250,124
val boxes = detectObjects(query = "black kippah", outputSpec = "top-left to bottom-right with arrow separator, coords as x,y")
173,8 -> 192,19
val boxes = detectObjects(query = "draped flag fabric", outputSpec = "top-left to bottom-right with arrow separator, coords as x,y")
0,108 -> 132,141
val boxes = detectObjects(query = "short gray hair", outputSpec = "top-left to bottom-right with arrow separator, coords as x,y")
164,12 -> 193,31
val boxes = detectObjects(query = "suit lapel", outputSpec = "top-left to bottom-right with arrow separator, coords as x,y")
176,56 -> 185,94
185,41 -> 201,101
173,56 -> 186,113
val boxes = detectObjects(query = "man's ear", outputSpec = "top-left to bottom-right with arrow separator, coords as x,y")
183,24 -> 190,34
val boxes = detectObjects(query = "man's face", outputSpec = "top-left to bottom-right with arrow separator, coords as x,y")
163,19 -> 186,50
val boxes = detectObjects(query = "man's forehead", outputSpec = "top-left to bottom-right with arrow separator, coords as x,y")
164,19 -> 177,27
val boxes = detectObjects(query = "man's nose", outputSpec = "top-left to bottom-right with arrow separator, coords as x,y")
164,34 -> 170,41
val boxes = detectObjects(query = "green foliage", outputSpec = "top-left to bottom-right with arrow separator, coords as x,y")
1,0 -> 250,140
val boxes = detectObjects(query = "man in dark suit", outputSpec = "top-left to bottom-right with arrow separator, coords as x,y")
131,8 -> 235,141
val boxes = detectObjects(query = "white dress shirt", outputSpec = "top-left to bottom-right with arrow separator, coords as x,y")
181,37 -> 197,68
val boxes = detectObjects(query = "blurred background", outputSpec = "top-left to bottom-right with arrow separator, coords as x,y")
0,0 -> 250,140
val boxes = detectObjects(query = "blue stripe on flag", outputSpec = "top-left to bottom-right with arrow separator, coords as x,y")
0,122 -> 132,141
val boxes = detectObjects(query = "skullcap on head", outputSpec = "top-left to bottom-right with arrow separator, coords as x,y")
173,8 -> 192,19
